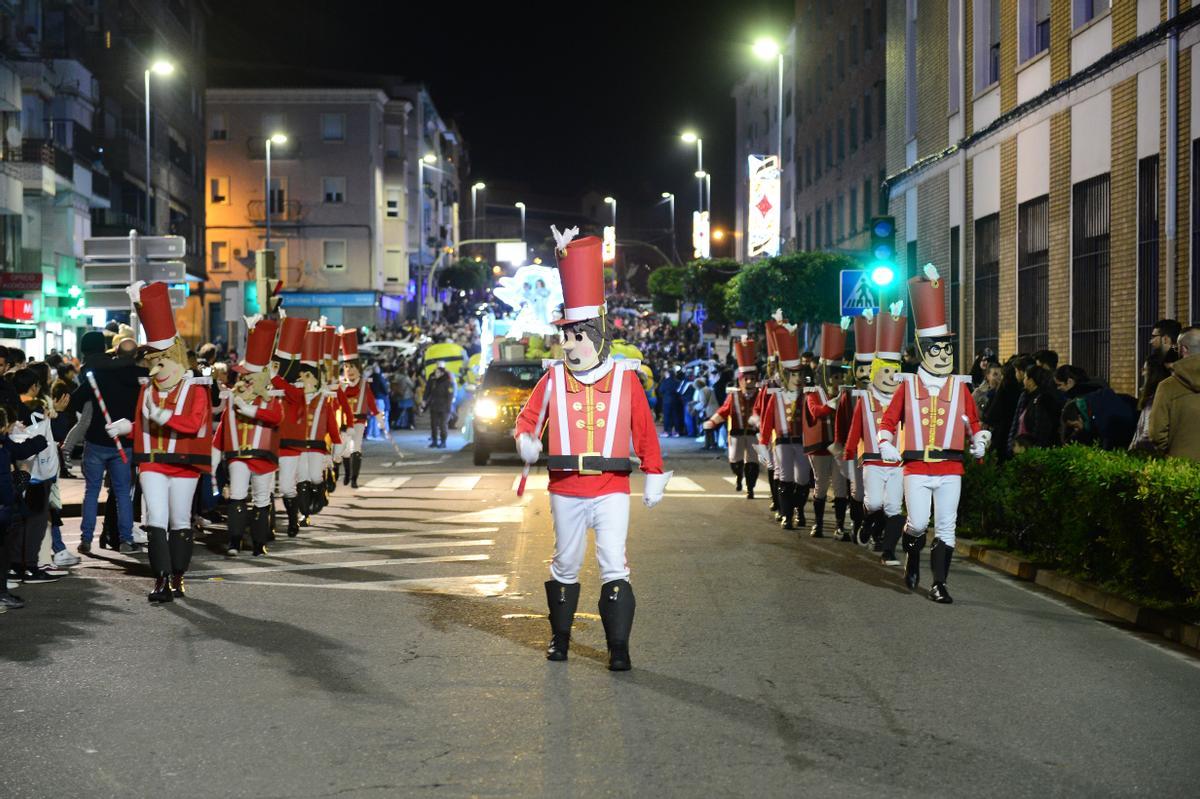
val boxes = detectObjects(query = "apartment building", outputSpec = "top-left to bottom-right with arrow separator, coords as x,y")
885,0 -> 1198,393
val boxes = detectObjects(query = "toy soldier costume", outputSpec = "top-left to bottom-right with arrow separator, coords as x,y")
704,335 -> 760,498
340,329 -> 379,490
877,265 -> 991,603
833,314 -> 874,543
802,322 -> 849,539
842,303 -> 907,564
514,227 -> 670,671
119,281 -> 213,602
756,323 -> 812,531
214,317 -> 282,557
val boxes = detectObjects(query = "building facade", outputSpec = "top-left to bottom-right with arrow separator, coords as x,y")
886,0 -> 1198,394
0,0 -> 207,355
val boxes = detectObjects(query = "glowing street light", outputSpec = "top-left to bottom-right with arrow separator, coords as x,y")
143,59 -> 175,230
604,196 -> 616,226
752,35 -> 785,171
422,152 -> 437,164
514,201 -> 526,241
264,132 -> 288,250
471,182 -> 486,238
680,131 -> 704,211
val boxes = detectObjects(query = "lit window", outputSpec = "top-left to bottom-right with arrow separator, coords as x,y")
210,176 -> 229,205
386,189 -> 401,219
210,241 -> 228,272
323,176 -> 346,204
323,240 -> 347,270
209,112 -> 227,141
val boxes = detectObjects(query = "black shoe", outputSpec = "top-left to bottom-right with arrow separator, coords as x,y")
148,576 -> 174,603
0,591 -> 26,609
546,633 -> 570,662
22,569 -> 60,584
902,532 -> 925,590
598,580 -> 635,672
6,568 -> 22,585
77,541 -> 92,555
608,644 -> 632,672
545,580 -> 580,661
746,489 -> 754,499
170,574 -> 186,598
928,583 -> 953,604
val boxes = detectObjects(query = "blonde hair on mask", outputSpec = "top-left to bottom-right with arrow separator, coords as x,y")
869,357 -> 901,382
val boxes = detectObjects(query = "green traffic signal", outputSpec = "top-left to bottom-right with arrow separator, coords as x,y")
870,263 -> 896,287
243,280 -> 260,316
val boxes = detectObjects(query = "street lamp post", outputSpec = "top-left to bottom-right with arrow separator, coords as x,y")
604,196 -> 616,227
661,191 -> 679,264
143,60 -> 174,231
264,132 -> 287,251
753,37 -> 785,168
418,153 -> 444,324
471,181 -> 486,240
514,201 -> 526,242
681,131 -> 704,211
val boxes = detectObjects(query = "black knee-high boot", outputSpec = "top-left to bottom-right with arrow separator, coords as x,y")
545,579 -> 581,661
865,508 -> 886,549
833,497 -> 850,541
902,530 -> 926,589
351,452 -> 362,489
295,482 -> 311,517
146,526 -> 172,603
282,495 -> 300,537
250,505 -> 271,557
598,579 -> 636,671
778,481 -> 795,530
850,499 -> 865,543
794,483 -> 809,527
879,514 -> 905,563
225,500 -> 249,556
167,528 -> 193,598
731,461 -> 744,492
342,457 -> 352,486
928,539 -> 954,603
744,462 -> 759,499
810,497 -> 826,538
768,470 -> 779,514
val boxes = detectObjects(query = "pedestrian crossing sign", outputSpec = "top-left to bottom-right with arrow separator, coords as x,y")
839,270 -> 880,317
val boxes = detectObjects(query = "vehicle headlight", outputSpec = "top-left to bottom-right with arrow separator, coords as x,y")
476,398 -> 500,420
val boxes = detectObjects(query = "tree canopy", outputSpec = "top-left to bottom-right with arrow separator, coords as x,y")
724,251 -> 854,326
437,258 -> 491,292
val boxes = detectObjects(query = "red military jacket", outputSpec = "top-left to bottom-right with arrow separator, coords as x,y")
343,379 -> 378,423
802,387 -> 835,454
274,376 -> 342,456
757,389 -> 801,446
834,385 -> 858,446
134,376 -> 213,477
213,394 -> 283,475
712,388 -> 758,436
843,387 -> 900,469
515,360 -> 662,498
335,386 -> 352,431
878,370 -> 981,476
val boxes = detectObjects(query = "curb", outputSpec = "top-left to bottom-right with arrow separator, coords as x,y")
957,538 -> 1200,653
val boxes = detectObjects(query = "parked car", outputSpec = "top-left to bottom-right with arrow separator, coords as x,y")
472,359 -> 543,466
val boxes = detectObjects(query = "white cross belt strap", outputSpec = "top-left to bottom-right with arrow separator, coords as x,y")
601,363 -> 626,458
552,363 -> 570,455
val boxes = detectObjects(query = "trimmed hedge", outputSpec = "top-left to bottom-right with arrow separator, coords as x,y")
959,446 -> 1200,607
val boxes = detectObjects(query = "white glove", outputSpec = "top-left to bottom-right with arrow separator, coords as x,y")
878,440 -> 902,463
642,470 -> 672,509
970,429 -> 992,459
105,418 -> 133,438
827,396 -> 839,410
148,406 -> 172,426
702,420 -> 715,430
748,413 -> 760,428
516,433 -> 542,465
828,441 -> 845,459
753,443 -> 772,467
210,447 -> 222,473
234,397 -> 258,418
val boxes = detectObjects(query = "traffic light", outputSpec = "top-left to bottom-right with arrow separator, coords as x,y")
255,249 -> 281,315
869,216 -> 897,287
242,279 -> 260,316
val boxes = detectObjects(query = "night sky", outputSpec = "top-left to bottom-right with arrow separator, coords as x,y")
207,0 -> 794,236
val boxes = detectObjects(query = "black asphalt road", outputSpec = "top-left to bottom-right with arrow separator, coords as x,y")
3,430 -> 1198,798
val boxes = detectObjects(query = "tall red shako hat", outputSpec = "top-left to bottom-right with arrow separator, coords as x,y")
322,325 -> 339,362
875,301 -> 907,361
301,325 -> 323,367
909,263 -> 951,338
237,317 -> 278,374
851,311 -> 877,363
819,321 -> 847,364
550,226 -> 605,325
733,335 -> 758,374
339,328 -> 360,362
764,309 -> 788,360
126,281 -> 176,351
774,324 -> 801,370
275,315 -> 308,362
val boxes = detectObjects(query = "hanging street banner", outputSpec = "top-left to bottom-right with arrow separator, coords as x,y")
747,154 -> 781,258
839,270 -> 880,317
602,225 -> 616,263
692,210 -> 710,259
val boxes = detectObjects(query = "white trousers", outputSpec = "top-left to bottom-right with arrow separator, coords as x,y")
277,452 -> 327,498
862,464 -> 904,516
840,459 -> 863,501
228,460 -> 275,507
548,492 -> 630,584
773,442 -> 811,484
139,471 -> 199,531
810,454 -> 849,499
903,473 -> 962,546
727,434 -> 755,464
347,422 -> 365,453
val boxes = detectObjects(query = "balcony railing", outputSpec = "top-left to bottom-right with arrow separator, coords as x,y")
247,199 -> 303,223
3,139 -> 73,180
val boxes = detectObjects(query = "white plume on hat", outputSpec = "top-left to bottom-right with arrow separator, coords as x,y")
923,263 -> 940,281
862,308 -> 875,322
550,225 -> 579,253
125,280 -> 145,304
772,308 -> 784,322
890,300 -> 905,317
244,314 -> 262,330
840,315 -> 852,331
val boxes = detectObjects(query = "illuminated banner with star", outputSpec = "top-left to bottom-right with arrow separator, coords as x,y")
692,210 -> 710,259
748,154 -> 781,258
602,225 -> 616,263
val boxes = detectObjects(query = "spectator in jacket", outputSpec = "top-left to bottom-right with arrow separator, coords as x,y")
1149,327 -> 1200,460
972,362 -> 1003,416
1129,354 -> 1173,452
1034,349 -> 1059,372
658,368 -> 684,437
6,369 -> 58,585
66,331 -> 146,554
1018,365 -> 1064,448
0,406 -> 46,607
423,363 -> 455,448
692,377 -> 719,450
1054,365 -> 1097,399
1004,355 -> 1037,457
1149,319 -> 1182,361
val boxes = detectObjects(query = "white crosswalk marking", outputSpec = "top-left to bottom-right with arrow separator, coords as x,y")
189,553 -> 489,578
442,505 -> 524,524
723,476 -> 738,486
364,476 -> 411,489
268,539 -> 494,557
436,474 -> 481,491
511,473 -> 549,491
219,574 -> 510,597
667,476 -> 705,492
